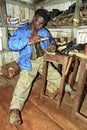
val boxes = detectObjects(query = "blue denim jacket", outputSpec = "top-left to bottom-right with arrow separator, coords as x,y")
8,22 -> 55,71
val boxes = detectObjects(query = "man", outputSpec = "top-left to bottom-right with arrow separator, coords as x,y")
8,8 -> 75,125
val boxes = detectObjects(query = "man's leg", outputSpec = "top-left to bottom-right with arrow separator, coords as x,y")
10,70 -> 34,111
8,60 -> 40,125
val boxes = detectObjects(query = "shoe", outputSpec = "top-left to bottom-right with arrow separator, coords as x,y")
8,109 -> 22,125
46,82 -> 59,98
68,90 -> 76,100
46,88 -> 58,99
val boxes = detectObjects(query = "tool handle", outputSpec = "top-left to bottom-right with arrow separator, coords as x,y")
28,37 -> 49,44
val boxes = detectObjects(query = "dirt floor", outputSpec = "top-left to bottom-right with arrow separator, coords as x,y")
0,74 -> 87,130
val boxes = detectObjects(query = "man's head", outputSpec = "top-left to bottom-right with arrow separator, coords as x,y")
31,8 -> 51,31
35,9 -> 51,23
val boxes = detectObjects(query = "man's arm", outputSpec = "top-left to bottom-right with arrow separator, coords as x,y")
8,28 -> 29,51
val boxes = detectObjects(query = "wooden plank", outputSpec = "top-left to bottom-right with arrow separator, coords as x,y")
0,85 -> 63,130
22,101 -> 63,130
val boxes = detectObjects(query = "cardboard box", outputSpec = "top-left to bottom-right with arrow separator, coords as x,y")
1,61 -> 20,78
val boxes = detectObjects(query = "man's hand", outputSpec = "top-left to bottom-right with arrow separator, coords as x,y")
49,44 -> 56,48
29,35 -> 42,44
28,36 -> 49,44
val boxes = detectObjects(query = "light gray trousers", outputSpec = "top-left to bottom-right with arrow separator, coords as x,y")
10,56 -> 71,110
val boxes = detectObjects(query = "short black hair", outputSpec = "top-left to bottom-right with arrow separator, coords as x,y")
35,8 -> 51,23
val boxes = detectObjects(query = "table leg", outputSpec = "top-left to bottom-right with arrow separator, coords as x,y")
72,59 -> 87,122
40,59 -> 48,99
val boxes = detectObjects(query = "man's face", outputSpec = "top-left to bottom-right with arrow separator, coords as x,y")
32,15 -> 47,31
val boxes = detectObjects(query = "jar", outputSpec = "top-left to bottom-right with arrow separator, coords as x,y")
84,45 -> 87,55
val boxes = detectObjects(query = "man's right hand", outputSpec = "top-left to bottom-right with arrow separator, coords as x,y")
28,35 -> 42,44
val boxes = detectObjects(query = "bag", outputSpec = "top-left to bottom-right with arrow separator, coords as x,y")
1,61 -> 20,79
82,0 -> 87,3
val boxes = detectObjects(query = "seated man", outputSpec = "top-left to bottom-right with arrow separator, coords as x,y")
8,8 -> 75,125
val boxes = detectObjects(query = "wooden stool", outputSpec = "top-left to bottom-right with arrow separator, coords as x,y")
40,52 -> 75,108
72,59 -> 87,123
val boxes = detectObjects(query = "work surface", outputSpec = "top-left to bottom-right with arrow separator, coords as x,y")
0,74 -> 87,130
69,50 -> 87,59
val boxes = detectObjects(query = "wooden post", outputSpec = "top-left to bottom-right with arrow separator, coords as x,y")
73,0 -> 81,26
0,0 -> 7,25
0,0 -> 8,50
